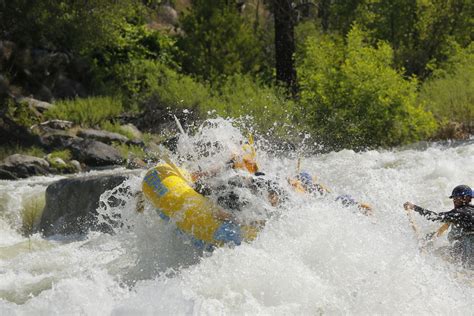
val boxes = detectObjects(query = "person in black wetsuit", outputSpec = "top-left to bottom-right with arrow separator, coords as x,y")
404,185 -> 474,268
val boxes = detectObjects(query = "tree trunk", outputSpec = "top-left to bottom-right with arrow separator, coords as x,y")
273,0 -> 297,95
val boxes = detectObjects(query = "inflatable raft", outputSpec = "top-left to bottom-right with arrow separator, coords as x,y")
142,163 -> 260,247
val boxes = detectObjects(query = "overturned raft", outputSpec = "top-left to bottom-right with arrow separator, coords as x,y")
142,163 -> 260,247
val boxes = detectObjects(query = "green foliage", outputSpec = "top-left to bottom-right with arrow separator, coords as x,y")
113,143 -> 147,160
45,97 -> 123,127
206,74 -> 296,134
91,24 -> 179,98
297,27 -> 437,150
49,149 -> 72,162
5,99 -> 40,128
21,193 -> 45,236
419,44 -> 474,129
177,0 -> 265,81
111,59 -> 214,114
0,0 -> 145,54
100,121 -> 136,140
355,0 -> 474,77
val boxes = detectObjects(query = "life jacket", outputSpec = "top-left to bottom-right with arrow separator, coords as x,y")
231,142 -> 259,174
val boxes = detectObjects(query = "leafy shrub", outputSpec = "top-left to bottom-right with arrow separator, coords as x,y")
205,74 -> 296,135
45,97 -> 123,127
297,27 -> 437,150
111,59 -> 214,116
113,143 -> 146,160
5,99 -> 41,128
0,1 -> 145,54
91,24 -> 179,100
177,0 -> 265,81
419,44 -> 474,132
100,121 -> 136,140
49,149 -> 72,162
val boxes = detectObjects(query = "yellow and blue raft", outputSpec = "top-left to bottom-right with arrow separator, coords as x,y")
142,163 -> 260,247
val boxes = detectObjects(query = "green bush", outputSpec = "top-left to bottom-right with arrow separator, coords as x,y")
205,74 -> 296,135
49,149 -> 72,162
100,121 -> 136,140
5,99 -> 41,128
297,27 -> 437,150
419,44 -> 474,131
45,97 -> 123,127
91,24 -> 179,99
177,0 -> 265,81
111,59 -> 214,114
113,143 -> 147,160
0,1 -> 145,54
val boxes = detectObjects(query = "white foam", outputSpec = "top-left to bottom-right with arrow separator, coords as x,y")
0,120 -> 472,314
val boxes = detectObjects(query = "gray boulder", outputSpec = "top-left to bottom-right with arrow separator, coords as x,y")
69,139 -> 123,167
77,128 -> 129,144
39,174 -> 131,236
38,130 -> 78,150
120,123 -> 143,140
0,154 -> 50,179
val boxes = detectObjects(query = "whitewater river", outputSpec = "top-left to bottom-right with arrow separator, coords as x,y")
1,121 -> 473,315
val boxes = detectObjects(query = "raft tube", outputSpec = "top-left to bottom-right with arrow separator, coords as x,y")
142,163 -> 259,247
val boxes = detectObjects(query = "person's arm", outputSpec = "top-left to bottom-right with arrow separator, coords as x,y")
412,205 -> 444,221
407,203 -> 472,228
404,202 -> 441,220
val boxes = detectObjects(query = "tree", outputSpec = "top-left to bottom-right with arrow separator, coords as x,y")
297,27 -> 436,150
272,0 -> 298,95
177,0 -> 263,82
0,1 -> 143,54
355,0 -> 474,78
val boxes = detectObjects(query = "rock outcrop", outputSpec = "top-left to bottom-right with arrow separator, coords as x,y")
69,139 -> 123,167
77,128 -> 129,145
39,174 -> 133,236
0,154 -> 50,179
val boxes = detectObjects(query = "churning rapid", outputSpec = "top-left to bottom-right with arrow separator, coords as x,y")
1,119 -> 473,314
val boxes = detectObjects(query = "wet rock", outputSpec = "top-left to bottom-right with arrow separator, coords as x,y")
69,160 -> 82,172
77,128 -> 129,144
0,168 -> 18,180
0,154 -> 50,178
39,174 -> 132,236
69,139 -> 123,167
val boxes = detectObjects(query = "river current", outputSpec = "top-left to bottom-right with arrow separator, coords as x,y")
1,120 -> 473,314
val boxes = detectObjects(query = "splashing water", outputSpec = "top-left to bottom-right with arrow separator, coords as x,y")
0,120 -> 473,314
